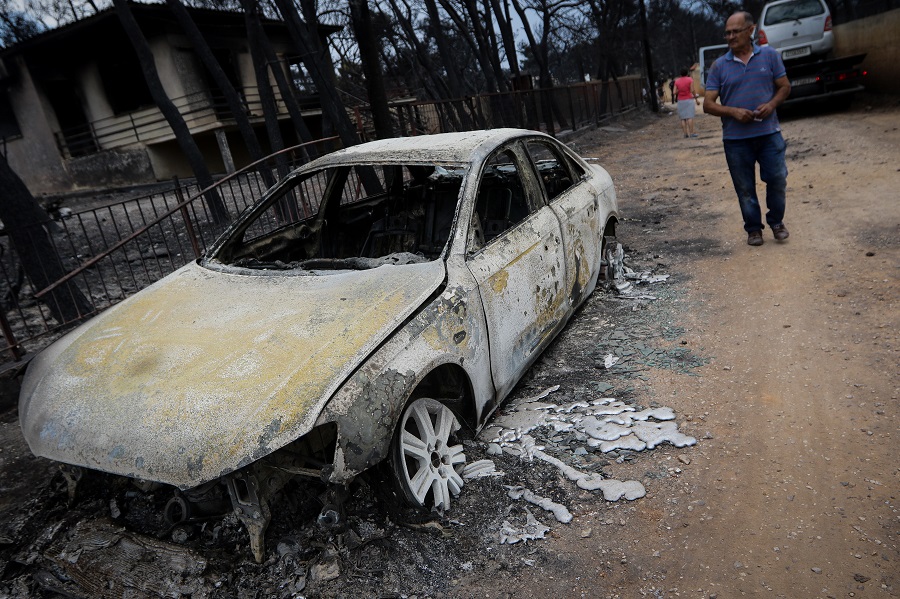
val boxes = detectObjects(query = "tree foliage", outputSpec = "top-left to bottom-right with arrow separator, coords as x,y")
0,1 -> 44,47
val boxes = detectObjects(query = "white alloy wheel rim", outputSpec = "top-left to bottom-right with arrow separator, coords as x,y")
397,398 -> 466,510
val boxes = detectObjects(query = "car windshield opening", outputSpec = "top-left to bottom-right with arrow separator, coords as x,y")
210,163 -> 466,273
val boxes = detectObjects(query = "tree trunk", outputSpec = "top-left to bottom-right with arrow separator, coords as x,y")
0,158 -> 92,325
380,24 -> 465,131
638,0 -> 659,113
386,0 -> 472,129
348,0 -> 394,140
421,0 -> 468,99
242,0 -> 290,179
509,0 -> 569,132
436,0 -> 500,93
489,0 -> 520,76
164,0 -> 275,188
461,0 -> 508,92
113,0 -> 229,224
270,0 -> 360,149
256,26 -> 318,158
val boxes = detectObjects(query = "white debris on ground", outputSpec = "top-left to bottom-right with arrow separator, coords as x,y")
461,459 -> 504,480
481,386 -> 696,458
499,506 -> 550,545
475,385 -> 697,541
505,486 -> 573,523
610,264 -> 671,300
475,264 -> 691,545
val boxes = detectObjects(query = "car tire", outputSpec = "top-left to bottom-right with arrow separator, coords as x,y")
390,397 -> 466,510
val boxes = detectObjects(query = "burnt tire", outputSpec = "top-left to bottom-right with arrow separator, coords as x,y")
390,398 -> 466,510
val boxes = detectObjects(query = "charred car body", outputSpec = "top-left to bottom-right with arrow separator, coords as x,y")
19,129 -> 620,561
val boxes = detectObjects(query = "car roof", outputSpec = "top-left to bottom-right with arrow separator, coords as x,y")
306,128 -> 551,167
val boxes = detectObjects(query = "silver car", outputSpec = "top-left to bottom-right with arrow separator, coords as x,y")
18,129 -> 620,561
757,0 -> 834,61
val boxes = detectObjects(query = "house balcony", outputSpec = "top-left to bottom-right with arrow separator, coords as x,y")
52,87 -> 318,159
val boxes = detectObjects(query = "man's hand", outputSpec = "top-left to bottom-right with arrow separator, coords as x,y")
753,101 -> 776,120
730,107 -> 757,123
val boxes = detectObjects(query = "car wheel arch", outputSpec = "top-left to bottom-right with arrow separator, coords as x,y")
324,359 -> 479,483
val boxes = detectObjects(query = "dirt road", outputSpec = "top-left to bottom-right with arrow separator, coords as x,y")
0,99 -> 897,598
467,98 -> 899,597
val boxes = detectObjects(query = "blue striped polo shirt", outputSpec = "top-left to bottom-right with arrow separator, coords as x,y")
706,44 -> 787,140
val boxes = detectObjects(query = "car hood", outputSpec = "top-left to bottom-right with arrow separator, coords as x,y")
19,260 -> 445,489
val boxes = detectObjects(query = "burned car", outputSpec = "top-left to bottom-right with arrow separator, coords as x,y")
18,129 -> 620,561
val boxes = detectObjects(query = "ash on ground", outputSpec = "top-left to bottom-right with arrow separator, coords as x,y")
0,251 -> 706,598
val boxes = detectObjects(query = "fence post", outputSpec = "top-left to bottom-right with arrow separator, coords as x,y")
567,87 -> 576,130
397,106 -> 408,136
354,107 -> 366,141
173,177 -> 202,259
0,309 -> 22,361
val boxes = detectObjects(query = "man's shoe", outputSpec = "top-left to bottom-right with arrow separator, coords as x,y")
772,223 -> 789,241
747,231 -> 764,246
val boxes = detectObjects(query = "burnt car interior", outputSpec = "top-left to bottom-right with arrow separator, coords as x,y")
472,150 -> 532,245
525,140 -> 582,202
210,163 -> 465,272
467,144 -> 581,253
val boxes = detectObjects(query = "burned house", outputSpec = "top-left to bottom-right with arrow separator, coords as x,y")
0,4 -> 325,196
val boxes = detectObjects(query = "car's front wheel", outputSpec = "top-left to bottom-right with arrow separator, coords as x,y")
390,397 -> 466,510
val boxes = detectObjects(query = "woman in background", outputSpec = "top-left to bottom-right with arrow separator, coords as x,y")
674,68 -> 700,138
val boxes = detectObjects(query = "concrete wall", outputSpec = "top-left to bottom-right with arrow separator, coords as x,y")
4,57 -> 74,195
67,147 -> 155,189
833,8 -> 900,94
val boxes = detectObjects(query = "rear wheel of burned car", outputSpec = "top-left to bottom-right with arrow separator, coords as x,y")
390,397 -> 467,510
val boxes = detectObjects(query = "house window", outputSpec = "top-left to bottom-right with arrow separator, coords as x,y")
0,90 -> 21,140
98,55 -> 153,115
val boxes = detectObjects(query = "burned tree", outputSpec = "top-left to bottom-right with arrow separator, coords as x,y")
0,157 -> 91,325
348,0 -> 394,140
271,0 -> 361,148
113,0 -> 229,224
164,0 -> 275,185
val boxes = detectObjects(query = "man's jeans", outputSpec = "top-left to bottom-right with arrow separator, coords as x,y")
723,132 -> 787,233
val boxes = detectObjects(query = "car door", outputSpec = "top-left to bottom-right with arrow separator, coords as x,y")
465,144 -> 569,399
525,139 -> 603,310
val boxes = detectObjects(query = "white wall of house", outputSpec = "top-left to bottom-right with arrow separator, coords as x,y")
2,13 -> 303,197
4,57 -> 74,195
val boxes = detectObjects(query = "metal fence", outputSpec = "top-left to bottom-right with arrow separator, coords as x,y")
0,138 -> 338,361
366,76 -> 643,140
1,77 -> 645,363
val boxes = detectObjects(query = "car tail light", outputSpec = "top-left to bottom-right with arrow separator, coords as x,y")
825,16 -> 832,31
757,28 -> 768,45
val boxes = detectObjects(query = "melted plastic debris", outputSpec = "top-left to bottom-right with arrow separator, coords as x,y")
624,270 -> 670,284
461,459 -> 504,480
482,388 -> 695,457
502,436 -> 647,501
505,486 -> 573,523
480,384 -> 697,504
610,264 -> 670,300
499,506 -> 550,545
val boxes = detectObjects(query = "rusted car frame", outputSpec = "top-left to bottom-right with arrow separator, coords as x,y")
19,129 -> 620,561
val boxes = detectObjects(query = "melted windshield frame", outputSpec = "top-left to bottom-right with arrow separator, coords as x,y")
204,162 -> 468,275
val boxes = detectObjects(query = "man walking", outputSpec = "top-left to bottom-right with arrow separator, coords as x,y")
704,11 -> 792,246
